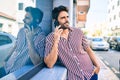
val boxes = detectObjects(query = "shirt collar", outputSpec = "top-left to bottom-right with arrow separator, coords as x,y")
69,27 -> 74,32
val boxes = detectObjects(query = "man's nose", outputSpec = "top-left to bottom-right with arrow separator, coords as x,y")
65,17 -> 69,21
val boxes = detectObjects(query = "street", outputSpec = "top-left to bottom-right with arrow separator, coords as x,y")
94,50 -> 120,79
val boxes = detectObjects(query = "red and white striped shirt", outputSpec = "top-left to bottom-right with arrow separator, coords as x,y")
45,28 -> 94,80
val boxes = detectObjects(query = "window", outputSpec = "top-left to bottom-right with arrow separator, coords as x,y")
119,12 -> 120,17
0,35 -> 12,46
109,18 -> 111,22
0,23 -> 3,31
32,0 -> 34,2
79,11 -> 85,15
114,15 -> 116,20
108,9 -> 110,13
117,1 -> 120,6
92,38 -> 103,42
18,3 -> 24,10
112,6 -> 114,10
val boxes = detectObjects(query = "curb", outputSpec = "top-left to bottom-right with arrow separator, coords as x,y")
97,56 -> 119,80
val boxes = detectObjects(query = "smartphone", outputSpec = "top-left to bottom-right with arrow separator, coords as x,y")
28,20 -> 38,31
54,20 -> 67,30
54,20 -> 59,27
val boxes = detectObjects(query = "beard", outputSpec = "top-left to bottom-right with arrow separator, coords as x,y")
59,21 -> 70,30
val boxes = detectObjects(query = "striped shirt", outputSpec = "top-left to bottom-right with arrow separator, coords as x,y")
45,28 -> 94,80
4,27 -> 46,74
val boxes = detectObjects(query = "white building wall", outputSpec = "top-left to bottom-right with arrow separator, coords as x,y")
0,0 -> 18,36
0,18 -> 18,37
0,0 -> 35,36
108,0 -> 120,35
0,0 -> 17,17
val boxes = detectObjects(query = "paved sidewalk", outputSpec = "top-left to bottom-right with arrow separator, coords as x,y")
98,57 -> 119,80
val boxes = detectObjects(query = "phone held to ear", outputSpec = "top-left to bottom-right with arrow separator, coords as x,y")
54,20 -> 67,30
54,20 -> 59,27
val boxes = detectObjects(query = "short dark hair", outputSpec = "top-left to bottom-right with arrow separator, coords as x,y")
25,6 -> 43,23
52,5 -> 68,20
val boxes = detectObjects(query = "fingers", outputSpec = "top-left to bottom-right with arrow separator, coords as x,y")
54,28 -> 63,35
24,28 -> 29,34
54,25 -> 61,31
92,69 -> 95,75
26,24 -> 31,31
54,25 -> 63,33
58,29 -> 63,34
92,67 -> 100,75
31,26 -> 34,33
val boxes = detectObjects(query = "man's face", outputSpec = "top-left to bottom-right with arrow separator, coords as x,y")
57,11 -> 69,28
23,12 -> 33,27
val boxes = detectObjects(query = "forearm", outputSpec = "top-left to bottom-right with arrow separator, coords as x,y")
28,40 -> 41,65
4,43 -> 17,62
44,42 -> 58,68
86,47 -> 100,68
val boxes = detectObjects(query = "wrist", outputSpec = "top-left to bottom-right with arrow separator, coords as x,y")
53,41 -> 58,47
96,65 -> 100,68
54,40 -> 59,44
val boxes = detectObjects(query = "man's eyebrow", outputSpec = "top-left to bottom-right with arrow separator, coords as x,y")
61,16 -> 69,19
61,16 -> 65,18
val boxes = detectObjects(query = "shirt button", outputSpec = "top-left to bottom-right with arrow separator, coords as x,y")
80,69 -> 83,72
73,55 -> 76,58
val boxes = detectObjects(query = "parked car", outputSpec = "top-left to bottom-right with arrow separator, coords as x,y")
109,36 -> 120,51
0,32 -> 16,67
114,36 -> 120,50
107,36 -> 117,49
90,37 -> 109,51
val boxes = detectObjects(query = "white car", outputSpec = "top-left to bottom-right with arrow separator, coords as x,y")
0,32 -> 16,67
90,37 -> 109,51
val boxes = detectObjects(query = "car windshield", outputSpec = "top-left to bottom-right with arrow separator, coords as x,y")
0,35 -> 12,46
117,37 -> 120,41
92,38 -> 103,42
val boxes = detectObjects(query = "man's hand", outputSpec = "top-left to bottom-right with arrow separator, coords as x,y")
54,26 -> 63,44
92,66 -> 100,75
24,25 -> 34,43
24,25 -> 41,65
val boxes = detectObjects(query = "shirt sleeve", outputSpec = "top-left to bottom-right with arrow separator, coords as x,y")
34,33 -> 46,57
81,32 -> 89,50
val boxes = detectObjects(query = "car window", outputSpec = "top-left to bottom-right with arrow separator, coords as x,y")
92,38 -> 103,42
0,35 -> 12,46
117,37 -> 120,41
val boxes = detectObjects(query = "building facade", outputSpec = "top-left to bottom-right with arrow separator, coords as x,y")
76,0 -> 90,28
16,0 -> 36,29
0,0 -> 35,36
0,0 -> 18,36
108,0 -> 120,36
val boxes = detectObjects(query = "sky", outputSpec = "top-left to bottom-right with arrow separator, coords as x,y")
86,0 -> 108,28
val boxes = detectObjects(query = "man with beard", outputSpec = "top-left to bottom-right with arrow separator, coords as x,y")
0,6 -> 46,78
44,5 -> 100,80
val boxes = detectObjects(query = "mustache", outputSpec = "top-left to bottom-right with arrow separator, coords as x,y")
59,21 -> 70,30
64,21 -> 69,24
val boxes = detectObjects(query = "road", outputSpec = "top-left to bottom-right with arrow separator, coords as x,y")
94,50 -> 120,78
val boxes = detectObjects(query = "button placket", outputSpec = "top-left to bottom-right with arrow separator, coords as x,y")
70,48 -> 72,51
73,56 -> 85,77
